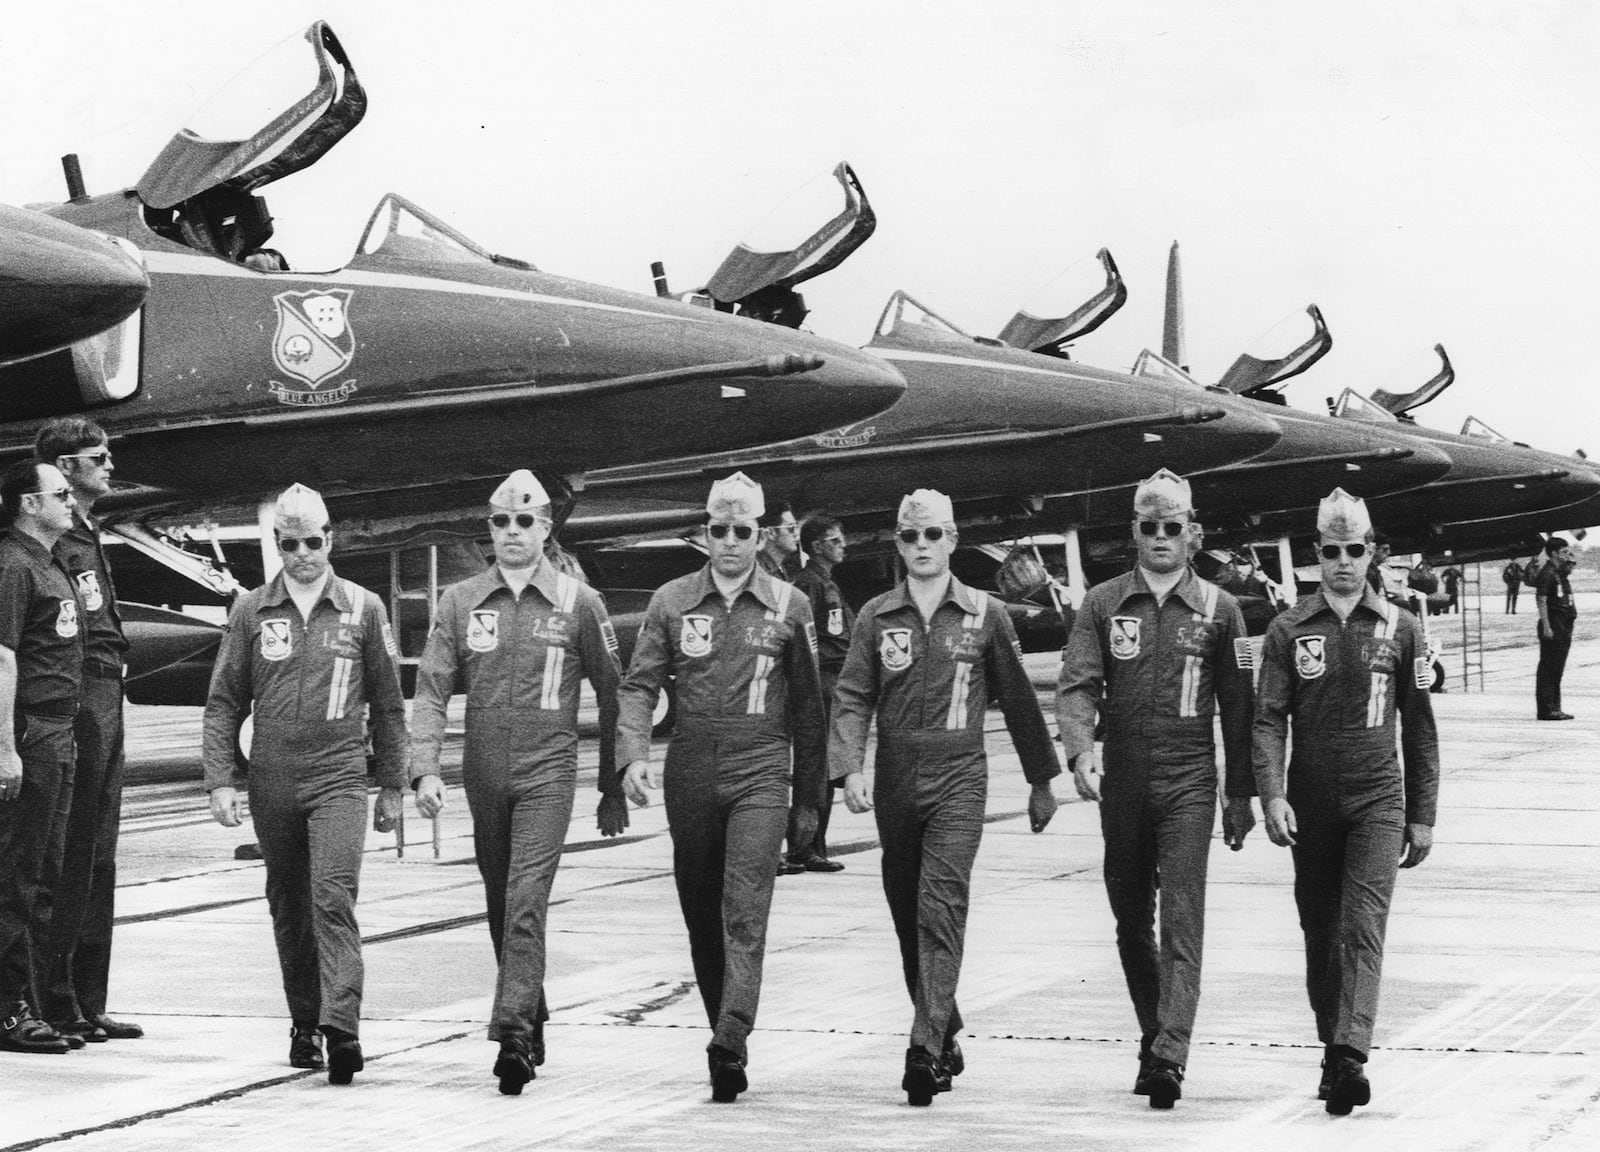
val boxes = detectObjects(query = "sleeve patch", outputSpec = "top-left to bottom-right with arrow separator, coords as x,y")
381,622 -> 397,658
1234,637 -> 1254,670
1413,657 -> 1431,689
804,621 -> 818,656
600,619 -> 620,655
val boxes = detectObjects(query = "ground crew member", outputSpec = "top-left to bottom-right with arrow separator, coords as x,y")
0,461 -> 84,1055
756,503 -> 801,581
786,513 -> 851,872
831,488 -> 1060,1107
410,470 -> 625,1096
202,484 -> 407,1085
1254,488 -> 1439,1116
1057,469 -> 1255,1109
33,418 -> 141,1044
618,472 -> 825,1104
1535,536 -> 1577,721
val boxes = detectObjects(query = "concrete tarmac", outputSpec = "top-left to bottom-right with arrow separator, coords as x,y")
3,600 -> 1597,1151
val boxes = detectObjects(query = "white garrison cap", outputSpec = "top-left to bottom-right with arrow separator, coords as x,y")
489,469 -> 550,512
898,488 -> 954,525
1317,487 -> 1372,539
273,483 -> 329,529
1133,468 -> 1193,519
706,471 -> 765,521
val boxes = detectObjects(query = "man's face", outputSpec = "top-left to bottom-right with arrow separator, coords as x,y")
813,527 -> 846,567
1319,535 -> 1371,596
1556,546 -> 1576,572
23,464 -> 77,534
707,517 -> 761,578
1132,514 -> 1192,575
764,511 -> 799,558
275,517 -> 332,583
896,519 -> 956,580
489,507 -> 550,570
58,442 -> 114,502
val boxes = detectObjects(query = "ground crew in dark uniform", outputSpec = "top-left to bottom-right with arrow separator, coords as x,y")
618,472 -> 826,1104
1254,488 -> 1439,1116
33,418 -> 142,1044
0,462 -> 84,1055
1057,469 -> 1256,1109
831,488 -> 1060,1107
203,484 -> 408,1085
786,513 -> 852,871
1535,535 -> 1577,720
410,469 -> 625,1096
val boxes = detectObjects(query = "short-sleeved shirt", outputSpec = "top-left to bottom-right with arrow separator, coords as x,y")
0,532 -> 85,714
1537,563 -> 1576,625
53,510 -> 127,669
792,563 -> 854,677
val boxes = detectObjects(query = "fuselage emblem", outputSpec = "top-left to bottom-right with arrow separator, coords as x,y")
270,289 -> 358,406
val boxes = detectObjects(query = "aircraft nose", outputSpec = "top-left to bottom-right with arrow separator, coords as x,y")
0,205 -> 148,364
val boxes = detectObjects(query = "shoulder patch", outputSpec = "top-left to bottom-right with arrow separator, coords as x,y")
600,619 -> 619,656
804,621 -> 818,656
381,621 -> 397,658
1233,636 -> 1254,670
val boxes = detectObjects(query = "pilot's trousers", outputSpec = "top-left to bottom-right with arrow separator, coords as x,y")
1100,729 -> 1216,1068
0,714 -> 74,1013
1536,618 -> 1573,717
1288,733 -> 1406,1058
663,720 -> 790,1059
873,730 -> 988,1058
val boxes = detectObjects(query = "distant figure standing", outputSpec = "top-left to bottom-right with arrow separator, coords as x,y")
1535,537 -> 1578,721
1502,560 -> 1523,614
1441,566 -> 1461,615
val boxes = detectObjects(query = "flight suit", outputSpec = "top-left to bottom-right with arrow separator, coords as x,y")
787,562 -> 855,859
617,565 -> 825,1059
0,534 -> 83,1021
831,577 -> 1059,1059
411,563 -> 621,1042
39,511 -> 129,1025
1253,589 -> 1439,1057
1535,563 -> 1575,717
1057,569 -> 1253,1068
202,574 -> 408,1036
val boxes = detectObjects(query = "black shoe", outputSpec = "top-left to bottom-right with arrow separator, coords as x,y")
325,1031 -> 364,1085
941,1034 -> 964,1079
1324,1053 -> 1371,1115
1556,712 -> 1576,720
902,1046 -> 951,1106
88,1013 -> 143,1040
1538,713 -> 1566,721
289,1025 -> 325,1070
0,1005 -> 71,1054
531,1017 -> 546,1068
793,853 -> 845,873
494,1035 -> 534,1096
776,859 -> 805,876
1317,1047 -> 1336,1100
708,1043 -> 748,1102
1132,1034 -> 1156,1095
54,1017 -> 109,1044
1145,1059 -> 1183,1109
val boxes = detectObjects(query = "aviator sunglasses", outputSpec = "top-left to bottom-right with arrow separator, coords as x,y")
708,523 -> 756,541
278,536 -> 325,553
1137,520 -> 1187,538
490,513 -> 543,530
63,449 -> 113,467
1320,543 -> 1368,560
896,526 -> 947,544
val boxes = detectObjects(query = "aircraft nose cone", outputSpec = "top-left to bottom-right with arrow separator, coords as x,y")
778,334 -> 906,427
0,205 -> 148,364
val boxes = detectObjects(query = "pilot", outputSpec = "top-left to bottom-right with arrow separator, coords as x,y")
201,483 -> 408,1085
1056,469 -> 1256,1109
32,419 -> 143,1044
616,471 -> 826,1103
0,462 -> 84,1055
409,469 -> 625,1096
830,488 -> 1060,1106
1253,488 -> 1439,1116
1535,536 -> 1578,720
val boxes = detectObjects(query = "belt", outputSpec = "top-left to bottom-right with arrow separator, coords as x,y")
84,661 -> 123,681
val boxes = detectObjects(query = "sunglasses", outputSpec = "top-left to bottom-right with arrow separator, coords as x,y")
489,512 -> 544,530
1136,520 -> 1187,538
896,526 -> 947,544
708,523 -> 756,541
1320,543 -> 1368,560
63,449 -> 113,467
28,487 -> 74,504
278,536 -> 325,553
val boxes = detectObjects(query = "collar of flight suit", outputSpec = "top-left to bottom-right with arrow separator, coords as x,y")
869,573 -> 982,619
258,568 -> 351,614
455,559 -> 569,611
684,562 -> 790,614
1281,585 -> 1393,627
1109,565 -> 1213,616
3,528 -> 58,568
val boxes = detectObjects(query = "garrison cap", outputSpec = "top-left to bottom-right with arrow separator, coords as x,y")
489,469 -> 550,512
273,483 -> 329,530
1133,468 -> 1193,519
897,488 -> 954,526
707,471 -> 765,521
1317,487 -> 1372,539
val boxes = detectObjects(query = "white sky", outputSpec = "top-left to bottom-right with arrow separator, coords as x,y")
4,0 -> 1598,457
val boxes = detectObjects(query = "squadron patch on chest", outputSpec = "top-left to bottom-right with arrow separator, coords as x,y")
55,599 -> 79,639
879,628 -> 913,671
260,618 -> 292,661
467,610 -> 500,653
75,571 -> 103,612
1109,616 -> 1141,660
1294,635 -> 1326,680
827,607 -> 844,636
680,615 -> 713,658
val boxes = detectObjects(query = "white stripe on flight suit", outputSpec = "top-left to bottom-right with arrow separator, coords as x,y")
1179,582 -> 1220,718
540,573 -> 577,711
1366,604 -> 1400,728
326,582 -> 365,721
747,582 -> 793,715
947,592 -> 989,730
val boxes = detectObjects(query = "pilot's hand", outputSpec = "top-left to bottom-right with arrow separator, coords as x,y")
413,774 -> 447,819
1263,797 -> 1297,848
1028,782 -> 1058,833
1538,619 -> 1551,640
1221,796 -> 1256,850
597,792 -> 630,837
842,771 -> 873,814
209,786 -> 242,828
1069,753 -> 1101,803
1400,822 -> 1433,868
0,747 -> 21,803
373,787 -> 402,834
622,759 -> 658,808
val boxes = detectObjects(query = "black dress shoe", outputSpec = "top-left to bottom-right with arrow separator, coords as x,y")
941,1035 -> 964,1079
1132,1034 -> 1156,1095
1145,1059 -> 1183,1109
1556,712 -> 1576,720
902,1046 -> 951,1106
325,1033 -> 364,1085
494,1035 -> 534,1096
54,1017 -> 109,1043
776,859 -> 805,876
1317,1047 -> 1336,1100
708,1043 -> 748,1102
795,853 -> 845,873
1324,1053 -> 1370,1115
289,1025 -> 325,1070
0,1007 -> 71,1054
89,1013 -> 143,1040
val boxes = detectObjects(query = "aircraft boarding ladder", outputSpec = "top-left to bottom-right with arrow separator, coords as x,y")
390,544 -> 445,858
1457,562 -> 1485,692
